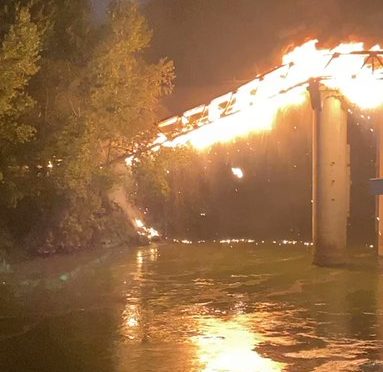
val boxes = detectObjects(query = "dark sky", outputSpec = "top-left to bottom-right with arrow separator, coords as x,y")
91,0 -> 109,20
142,0 -> 383,114
92,0 -> 146,19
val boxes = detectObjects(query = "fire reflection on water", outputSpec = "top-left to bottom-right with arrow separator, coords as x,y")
123,246 -> 285,370
121,304 -> 141,341
193,316 -> 284,371
121,247 -> 160,342
135,246 -> 159,275
115,244 -> 383,370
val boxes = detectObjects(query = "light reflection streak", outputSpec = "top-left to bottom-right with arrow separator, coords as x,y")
121,247 -> 160,342
121,304 -> 142,341
149,247 -> 159,262
135,246 -> 159,274
136,250 -> 144,267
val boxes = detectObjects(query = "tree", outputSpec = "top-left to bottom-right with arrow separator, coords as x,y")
32,1 -> 174,252
87,1 -> 174,164
0,5 -> 42,207
0,1 -> 174,255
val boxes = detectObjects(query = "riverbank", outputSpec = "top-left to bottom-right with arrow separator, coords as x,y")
0,247 -> 113,294
0,236 -> 155,292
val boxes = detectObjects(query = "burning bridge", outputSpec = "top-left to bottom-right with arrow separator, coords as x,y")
124,40 -> 383,266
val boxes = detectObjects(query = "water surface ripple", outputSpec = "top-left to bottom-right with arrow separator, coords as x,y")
1,243 -> 383,371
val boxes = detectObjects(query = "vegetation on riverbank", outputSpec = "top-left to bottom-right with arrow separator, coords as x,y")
0,0 -> 174,258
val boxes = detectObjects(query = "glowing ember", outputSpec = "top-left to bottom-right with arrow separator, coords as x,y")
134,218 -> 160,239
147,227 -> 160,239
231,167 -> 244,179
127,317 -> 138,327
125,156 -> 134,166
135,218 -> 145,229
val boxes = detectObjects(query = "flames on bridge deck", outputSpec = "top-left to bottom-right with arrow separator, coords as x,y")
126,39 -> 383,163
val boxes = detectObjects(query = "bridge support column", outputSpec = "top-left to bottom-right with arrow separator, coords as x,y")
311,87 -> 350,266
377,125 -> 383,256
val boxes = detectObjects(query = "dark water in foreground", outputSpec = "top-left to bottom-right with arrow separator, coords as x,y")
1,243 -> 383,371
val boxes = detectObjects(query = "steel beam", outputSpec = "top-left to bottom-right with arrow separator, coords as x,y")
312,89 -> 350,266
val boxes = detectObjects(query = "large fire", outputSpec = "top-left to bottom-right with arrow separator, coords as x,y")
127,39 -> 383,161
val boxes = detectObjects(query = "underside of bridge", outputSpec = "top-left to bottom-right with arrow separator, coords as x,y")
311,86 -> 350,266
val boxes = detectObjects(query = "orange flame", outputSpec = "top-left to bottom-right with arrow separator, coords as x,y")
153,40 -> 383,152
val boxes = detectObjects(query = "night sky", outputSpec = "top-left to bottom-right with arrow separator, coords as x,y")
142,0 -> 383,115
91,0 -> 110,20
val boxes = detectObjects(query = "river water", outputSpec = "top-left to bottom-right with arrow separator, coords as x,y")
1,242 -> 383,371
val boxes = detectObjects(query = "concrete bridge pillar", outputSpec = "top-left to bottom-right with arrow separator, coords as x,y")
377,124 -> 383,257
311,86 -> 350,266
